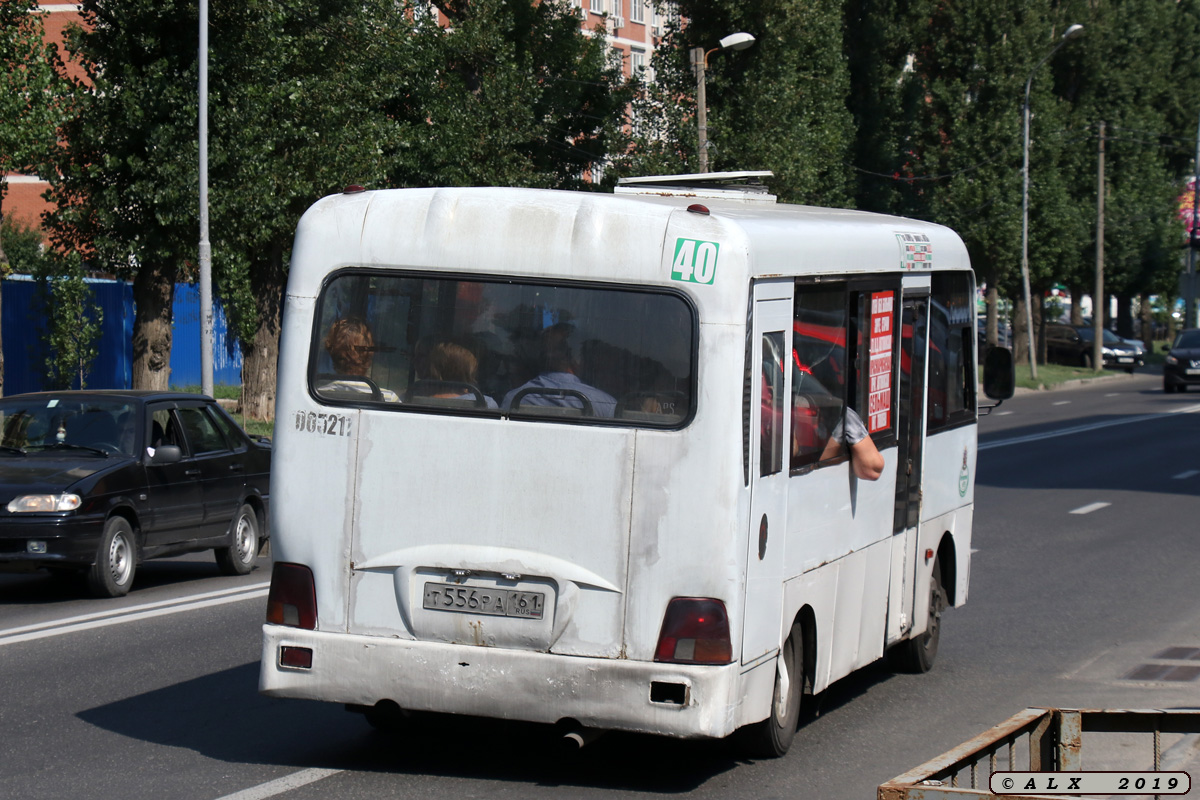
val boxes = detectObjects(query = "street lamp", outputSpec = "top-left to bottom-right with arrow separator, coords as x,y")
692,32 -> 756,174
1020,23 -> 1083,380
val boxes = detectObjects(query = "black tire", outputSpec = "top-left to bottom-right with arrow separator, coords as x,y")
215,503 -> 259,576
86,517 -> 137,598
1165,381 -> 1176,394
739,623 -> 804,758
889,557 -> 946,674
1081,352 -> 1093,369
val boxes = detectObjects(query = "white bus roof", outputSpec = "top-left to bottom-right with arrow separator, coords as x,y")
287,186 -> 970,323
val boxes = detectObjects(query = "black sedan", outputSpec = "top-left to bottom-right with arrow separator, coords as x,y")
0,391 -> 270,597
1163,329 -> 1200,393
1044,323 -> 1144,372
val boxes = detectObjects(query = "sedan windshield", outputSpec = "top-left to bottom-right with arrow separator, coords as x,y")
0,397 -> 137,457
1076,327 -> 1123,344
1175,331 -> 1200,349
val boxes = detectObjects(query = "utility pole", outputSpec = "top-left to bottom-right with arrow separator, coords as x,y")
1188,111 -> 1200,330
692,47 -> 708,173
198,0 -> 215,397
1092,121 -> 1105,371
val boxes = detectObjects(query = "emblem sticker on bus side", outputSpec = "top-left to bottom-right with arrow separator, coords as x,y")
672,238 -> 720,285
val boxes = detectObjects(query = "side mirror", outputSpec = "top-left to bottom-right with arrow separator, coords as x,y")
148,444 -> 182,464
982,346 -> 1015,401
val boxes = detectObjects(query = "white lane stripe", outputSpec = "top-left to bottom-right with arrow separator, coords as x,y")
1052,401 -> 1071,406
0,581 -> 270,638
996,411 -> 1014,416
0,587 -> 269,646
1070,502 -> 1111,515
980,404 -> 1200,450
213,768 -> 343,800
1173,470 -> 1200,480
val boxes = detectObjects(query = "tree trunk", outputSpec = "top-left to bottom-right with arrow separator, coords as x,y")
1116,293 -> 1134,338
985,286 -> 999,346
1014,293 -> 1029,367
1068,283 -> 1084,324
241,245 -> 285,421
1034,294 -> 1045,364
131,264 -> 176,390
1139,293 -> 1153,348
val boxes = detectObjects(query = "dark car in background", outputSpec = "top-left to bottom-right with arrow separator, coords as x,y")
1044,323 -> 1144,372
0,391 -> 270,597
1163,329 -> 1200,393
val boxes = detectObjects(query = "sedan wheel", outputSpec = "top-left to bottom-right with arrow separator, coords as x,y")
216,504 -> 259,576
86,517 -> 137,598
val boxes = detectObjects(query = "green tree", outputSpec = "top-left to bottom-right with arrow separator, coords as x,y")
623,0 -> 853,206
1,0 -> 71,394
31,250 -> 103,389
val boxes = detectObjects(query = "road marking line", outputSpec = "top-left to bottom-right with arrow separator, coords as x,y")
980,404 -> 1200,450
1069,502 -> 1111,515
996,411 -> 1014,416
0,581 -> 270,637
1052,400 -> 1071,405
1174,470 -> 1200,480
213,768 -> 343,800
1105,393 -> 1121,397
0,584 -> 269,646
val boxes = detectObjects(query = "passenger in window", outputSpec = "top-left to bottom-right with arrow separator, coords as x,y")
502,322 -> 617,417
320,317 -> 399,401
821,407 -> 884,481
424,342 -> 498,408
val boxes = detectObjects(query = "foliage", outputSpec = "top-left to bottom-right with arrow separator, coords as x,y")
621,0 -> 853,206
0,216 -> 49,274
30,249 -> 103,389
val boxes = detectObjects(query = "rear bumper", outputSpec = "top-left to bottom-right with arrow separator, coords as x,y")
260,624 -> 765,739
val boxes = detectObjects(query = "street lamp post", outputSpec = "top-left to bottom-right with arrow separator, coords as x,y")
1020,23 -> 1083,380
692,32 -> 755,173
198,0 -> 214,397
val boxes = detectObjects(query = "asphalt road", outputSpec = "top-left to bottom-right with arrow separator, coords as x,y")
2,371 -> 1198,800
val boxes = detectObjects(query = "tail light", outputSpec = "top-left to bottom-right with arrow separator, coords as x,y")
654,597 -> 732,664
266,562 -> 317,630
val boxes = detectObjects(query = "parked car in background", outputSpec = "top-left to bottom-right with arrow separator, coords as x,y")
0,391 -> 270,597
1044,323 -> 1143,372
1163,328 -> 1200,393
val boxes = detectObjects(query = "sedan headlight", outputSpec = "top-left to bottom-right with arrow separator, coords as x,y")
1102,347 -> 1116,356
1166,354 -> 1179,365
6,494 -> 82,513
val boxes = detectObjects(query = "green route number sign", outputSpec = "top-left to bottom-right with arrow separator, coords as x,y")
672,238 -> 720,285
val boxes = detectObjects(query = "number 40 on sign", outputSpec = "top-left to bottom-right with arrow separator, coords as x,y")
672,238 -> 720,285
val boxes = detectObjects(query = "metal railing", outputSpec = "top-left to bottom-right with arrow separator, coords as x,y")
878,707 -> 1200,800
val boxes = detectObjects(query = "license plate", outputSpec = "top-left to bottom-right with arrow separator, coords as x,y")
1117,357 -> 1133,363
422,582 -> 545,620
1187,369 -> 1200,376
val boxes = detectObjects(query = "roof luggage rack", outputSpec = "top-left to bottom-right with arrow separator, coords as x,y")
615,171 -> 776,203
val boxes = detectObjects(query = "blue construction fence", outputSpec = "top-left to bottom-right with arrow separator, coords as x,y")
1,276 -> 243,394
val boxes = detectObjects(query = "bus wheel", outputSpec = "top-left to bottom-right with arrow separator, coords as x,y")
740,623 -> 803,758
890,558 -> 946,674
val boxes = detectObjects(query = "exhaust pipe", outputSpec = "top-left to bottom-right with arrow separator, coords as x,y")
559,723 -> 606,750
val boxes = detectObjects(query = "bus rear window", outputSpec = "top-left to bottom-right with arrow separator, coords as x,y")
310,271 -> 697,427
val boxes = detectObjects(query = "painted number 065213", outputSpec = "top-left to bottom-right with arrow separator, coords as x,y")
294,411 -> 352,437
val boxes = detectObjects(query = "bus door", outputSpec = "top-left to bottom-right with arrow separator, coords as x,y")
744,281 -> 792,666
888,289 -> 928,641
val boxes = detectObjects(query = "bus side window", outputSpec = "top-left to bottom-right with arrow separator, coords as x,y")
791,285 -> 848,471
761,333 -> 785,476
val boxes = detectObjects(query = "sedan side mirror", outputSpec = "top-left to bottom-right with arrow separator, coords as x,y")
148,444 -> 182,464
982,346 -> 1015,401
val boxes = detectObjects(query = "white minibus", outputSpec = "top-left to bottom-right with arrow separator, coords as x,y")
259,172 -> 1012,756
